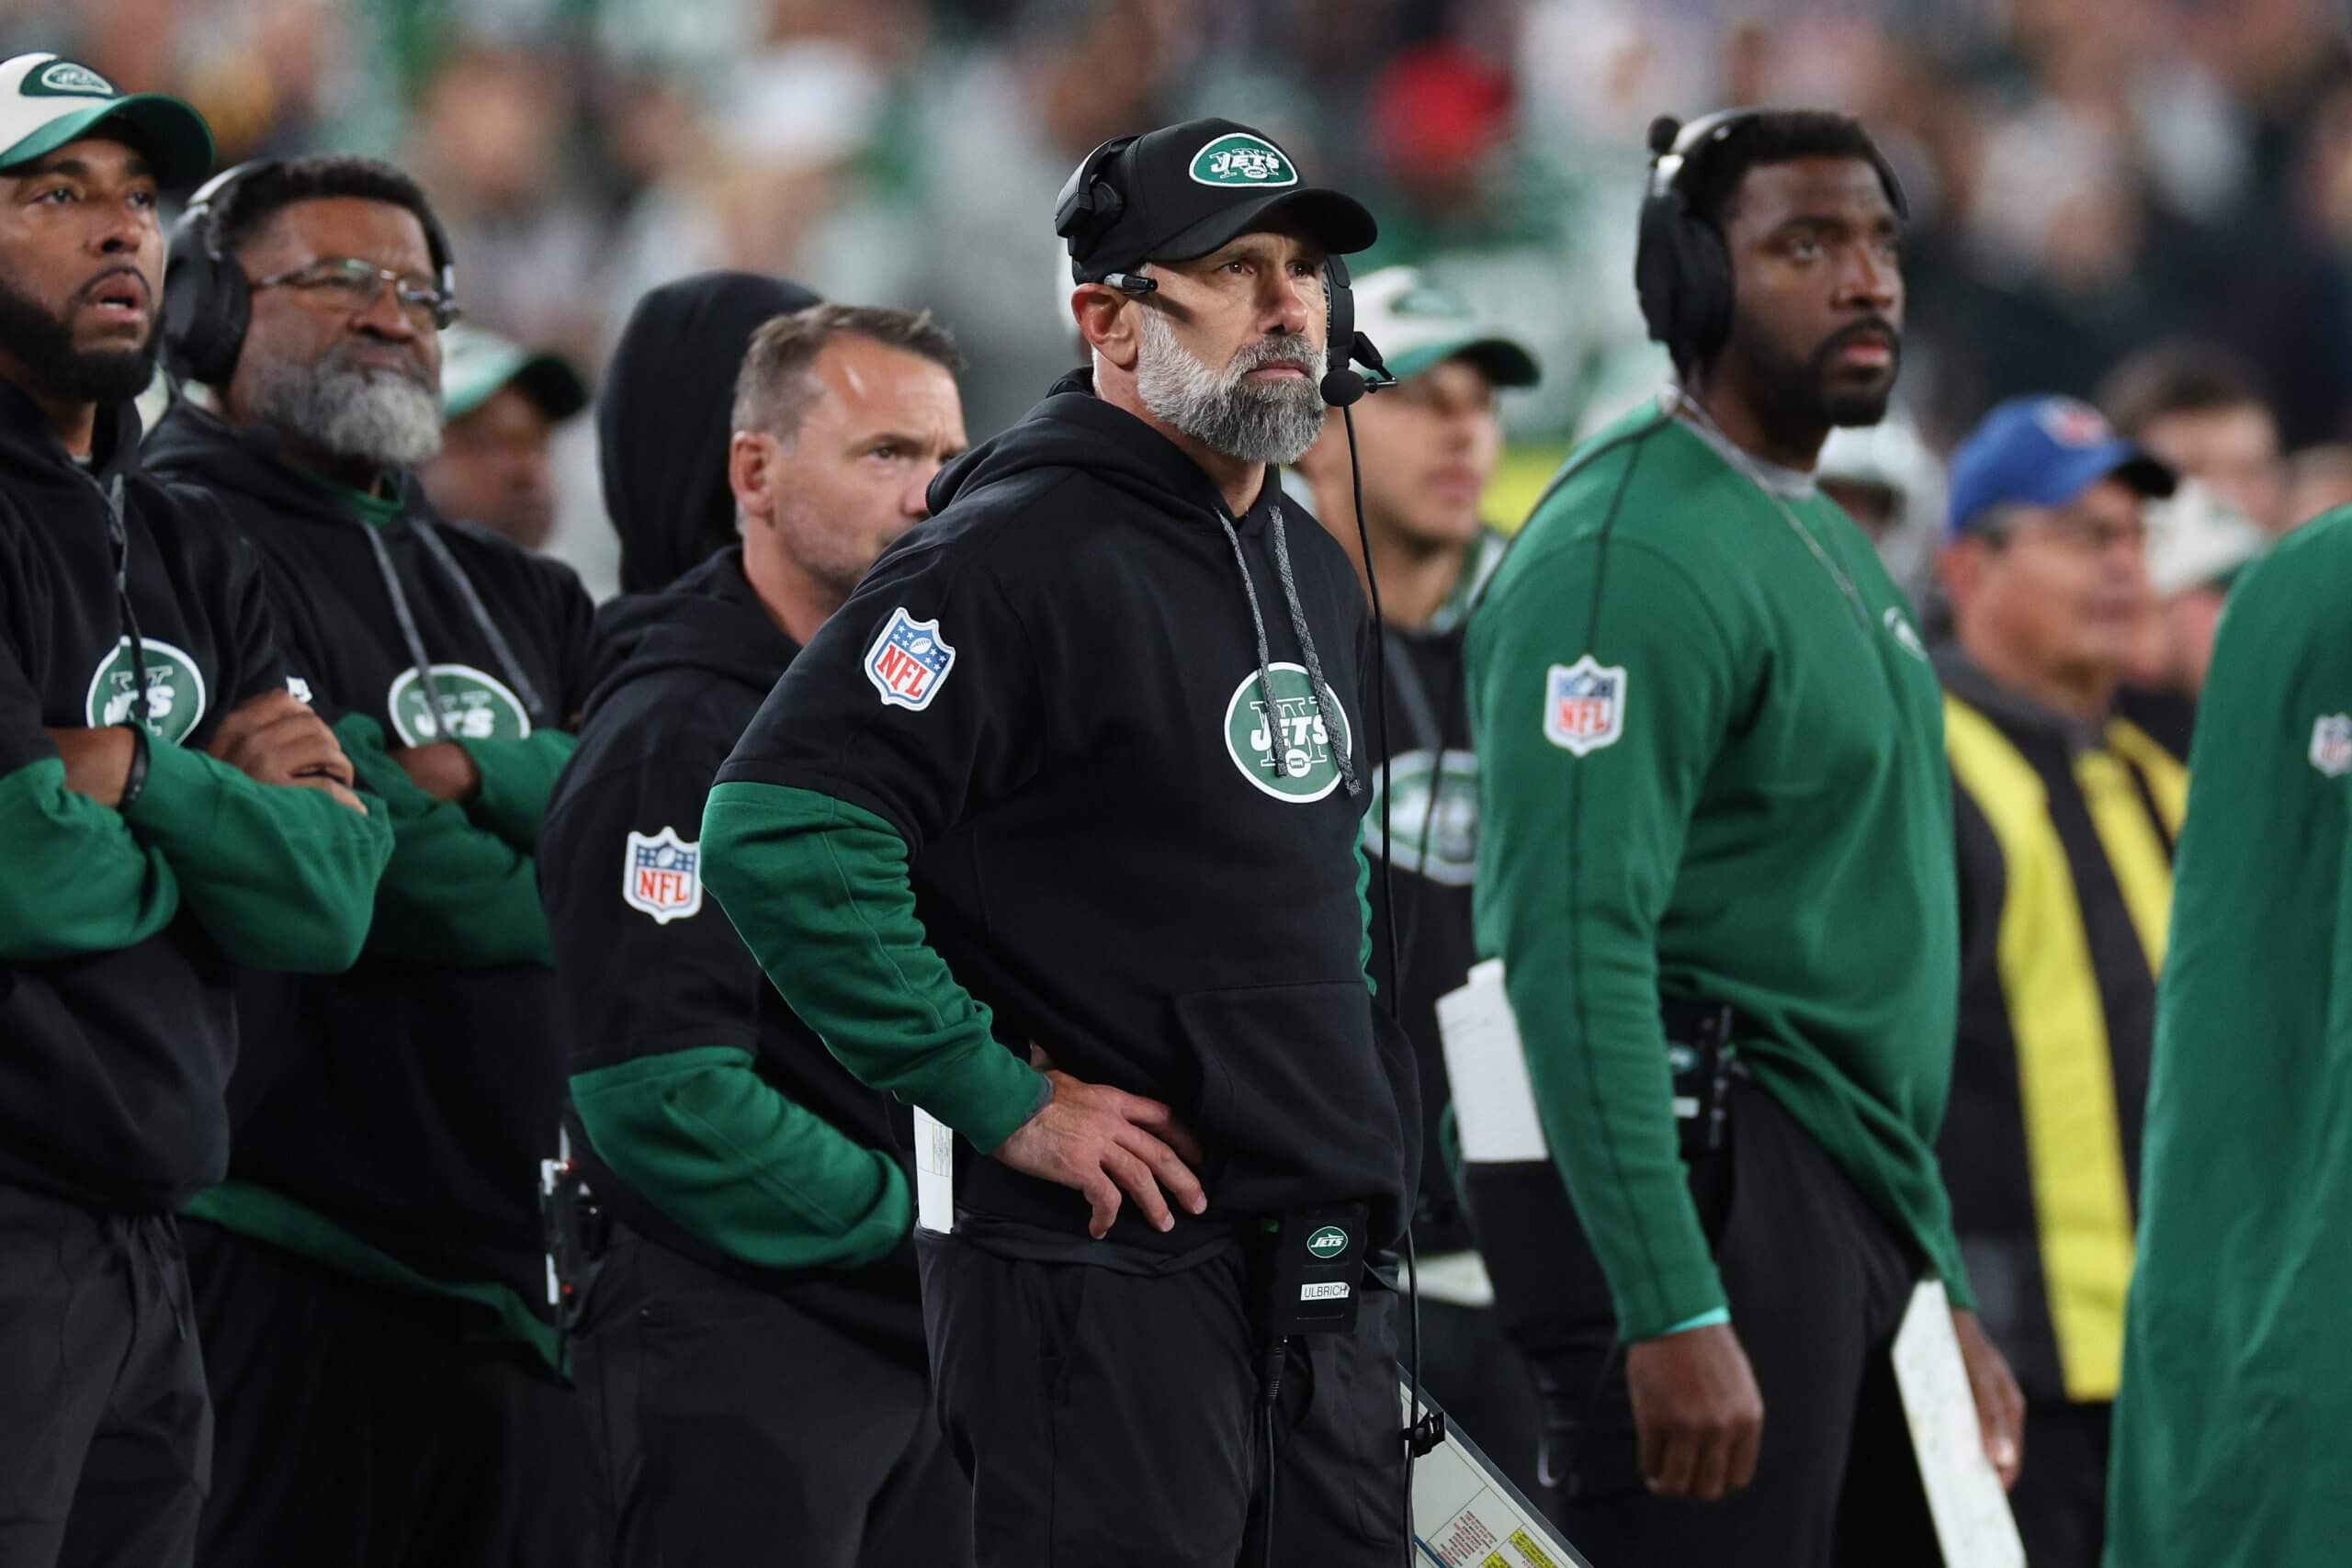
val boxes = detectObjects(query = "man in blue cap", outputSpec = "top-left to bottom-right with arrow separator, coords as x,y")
1932,394 -> 2177,1568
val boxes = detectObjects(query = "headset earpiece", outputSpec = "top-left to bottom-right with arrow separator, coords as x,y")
164,161 -> 264,388
1055,135 -> 1138,272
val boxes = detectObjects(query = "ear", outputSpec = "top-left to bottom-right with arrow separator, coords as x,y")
729,431 -> 776,526
1073,283 -> 1143,372
1937,536 -> 1984,608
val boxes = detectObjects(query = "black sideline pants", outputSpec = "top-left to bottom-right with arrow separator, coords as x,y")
0,1183 -> 208,1568
572,1231 -> 971,1568
183,1218 -> 586,1568
921,1228 -> 1408,1567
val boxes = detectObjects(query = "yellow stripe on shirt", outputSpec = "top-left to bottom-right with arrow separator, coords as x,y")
1945,695 -> 2137,1401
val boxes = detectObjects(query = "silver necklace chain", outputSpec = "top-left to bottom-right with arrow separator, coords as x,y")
1669,387 -> 1871,629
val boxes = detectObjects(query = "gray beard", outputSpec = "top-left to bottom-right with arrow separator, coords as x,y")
1135,309 -> 1327,467
251,349 -> 444,469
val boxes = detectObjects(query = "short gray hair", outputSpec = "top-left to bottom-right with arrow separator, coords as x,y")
730,304 -> 962,445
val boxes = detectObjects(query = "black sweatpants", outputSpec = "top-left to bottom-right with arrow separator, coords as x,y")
0,1183 -> 209,1568
2008,1398 -> 2109,1568
182,1218 -> 586,1568
920,1228 -> 1406,1568
1527,1080 -> 1939,1568
572,1231 -> 971,1568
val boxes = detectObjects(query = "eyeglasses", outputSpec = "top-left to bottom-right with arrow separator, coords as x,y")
249,257 -> 459,330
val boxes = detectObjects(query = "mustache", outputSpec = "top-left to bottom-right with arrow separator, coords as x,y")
322,338 -> 435,390
1815,317 -> 1900,363
74,265 -> 152,306
1228,333 -> 1320,376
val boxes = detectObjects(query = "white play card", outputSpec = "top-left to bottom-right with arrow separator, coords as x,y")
1892,1280 -> 2027,1568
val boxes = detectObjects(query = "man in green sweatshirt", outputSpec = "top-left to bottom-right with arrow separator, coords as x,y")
2104,509 -> 2352,1566
1465,108 -> 2022,1562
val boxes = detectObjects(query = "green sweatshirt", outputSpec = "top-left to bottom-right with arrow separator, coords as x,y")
2106,513 -> 2349,1568
1466,403 -> 1971,1341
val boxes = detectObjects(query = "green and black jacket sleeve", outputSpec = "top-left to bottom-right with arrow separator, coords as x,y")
704,549 -> 1049,1155
546,740 -> 910,1272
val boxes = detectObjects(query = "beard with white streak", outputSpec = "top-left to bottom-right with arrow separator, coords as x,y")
1135,307 -> 1329,466
249,340 -> 444,469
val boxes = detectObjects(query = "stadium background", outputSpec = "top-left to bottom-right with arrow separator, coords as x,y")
21,0 -> 2352,594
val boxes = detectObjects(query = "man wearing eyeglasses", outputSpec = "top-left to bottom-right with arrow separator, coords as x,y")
143,154 -> 604,1568
1932,396 -> 2177,1568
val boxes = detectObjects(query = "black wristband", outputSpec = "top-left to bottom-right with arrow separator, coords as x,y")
116,721 -> 151,812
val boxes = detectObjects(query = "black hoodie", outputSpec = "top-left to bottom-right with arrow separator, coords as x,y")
0,386 -> 389,1212
141,400 -> 603,1340
707,370 -> 1422,1252
540,547 -> 923,1361
599,271 -> 820,594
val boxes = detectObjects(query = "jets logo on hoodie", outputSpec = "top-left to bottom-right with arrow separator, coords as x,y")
85,637 -> 206,744
1225,663 -> 1351,803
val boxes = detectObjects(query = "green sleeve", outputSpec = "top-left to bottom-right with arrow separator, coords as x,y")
571,1045 -> 910,1271
701,780 -> 1050,1153
458,729 -> 578,853
121,738 -> 393,973
0,757 -> 182,960
1467,541 -> 1737,1340
335,714 -> 551,967
1356,837 -> 1378,995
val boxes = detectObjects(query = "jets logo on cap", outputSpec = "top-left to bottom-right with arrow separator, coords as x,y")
1190,132 -> 1296,187
28,61 -> 115,97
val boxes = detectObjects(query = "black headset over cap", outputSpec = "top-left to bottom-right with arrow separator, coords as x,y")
1634,107 -> 1908,374
162,159 -> 457,388
1052,119 -> 1394,408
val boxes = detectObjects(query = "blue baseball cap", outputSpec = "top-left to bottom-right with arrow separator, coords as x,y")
1947,396 -> 2175,537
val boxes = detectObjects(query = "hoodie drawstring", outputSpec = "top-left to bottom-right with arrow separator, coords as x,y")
412,518 -> 548,722
95,473 -> 153,730
359,508 -> 548,740
1216,505 -> 1361,801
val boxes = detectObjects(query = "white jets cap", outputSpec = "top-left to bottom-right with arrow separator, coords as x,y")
0,53 -> 213,187
1350,266 -> 1539,389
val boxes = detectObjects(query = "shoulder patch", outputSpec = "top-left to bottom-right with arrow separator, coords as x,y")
623,828 -> 702,923
865,606 -> 956,711
1544,656 -> 1626,755
2311,714 -> 2352,777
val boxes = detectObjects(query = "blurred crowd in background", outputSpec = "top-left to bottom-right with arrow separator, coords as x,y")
21,0 -> 2352,592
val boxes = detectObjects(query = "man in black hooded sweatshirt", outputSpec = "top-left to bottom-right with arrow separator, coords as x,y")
142,154 -> 602,1566
545,300 -> 971,1567
598,269 -> 820,593
0,54 -> 391,1568
702,118 -> 1419,1566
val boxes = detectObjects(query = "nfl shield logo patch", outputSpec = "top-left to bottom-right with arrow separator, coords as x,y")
623,827 -> 702,923
1544,656 -> 1627,756
2312,714 -> 2352,777
865,606 -> 956,711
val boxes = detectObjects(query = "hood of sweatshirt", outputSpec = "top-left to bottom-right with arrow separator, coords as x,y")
599,271 -> 821,595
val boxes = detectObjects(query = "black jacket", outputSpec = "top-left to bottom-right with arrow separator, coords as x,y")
142,401 -> 603,1309
717,369 -> 1422,1249
543,547 -> 924,1360
0,388 -> 295,1210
